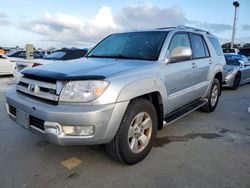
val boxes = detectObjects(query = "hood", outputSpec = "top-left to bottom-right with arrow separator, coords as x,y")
21,58 -> 153,81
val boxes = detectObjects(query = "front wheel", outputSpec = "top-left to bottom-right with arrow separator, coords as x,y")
200,78 -> 221,112
232,73 -> 241,90
105,99 -> 158,165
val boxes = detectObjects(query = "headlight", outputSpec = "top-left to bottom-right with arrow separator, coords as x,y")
59,80 -> 109,102
226,69 -> 234,75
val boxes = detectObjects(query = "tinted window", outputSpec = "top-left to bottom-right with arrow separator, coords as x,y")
44,51 -> 66,60
88,32 -> 168,61
208,36 -> 223,56
190,34 -> 209,58
168,33 -> 191,58
223,49 -> 237,53
17,51 -> 26,58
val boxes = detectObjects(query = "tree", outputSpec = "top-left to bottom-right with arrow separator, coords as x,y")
221,42 -> 240,49
242,43 -> 250,48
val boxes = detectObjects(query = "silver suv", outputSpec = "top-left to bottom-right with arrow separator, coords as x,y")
5,26 -> 226,164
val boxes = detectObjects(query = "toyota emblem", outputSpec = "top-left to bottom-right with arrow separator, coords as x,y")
29,84 -> 35,92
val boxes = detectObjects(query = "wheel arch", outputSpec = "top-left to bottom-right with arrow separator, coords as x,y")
131,92 -> 164,130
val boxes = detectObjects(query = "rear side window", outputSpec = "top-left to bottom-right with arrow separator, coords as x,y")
208,36 -> 223,56
190,34 -> 210,58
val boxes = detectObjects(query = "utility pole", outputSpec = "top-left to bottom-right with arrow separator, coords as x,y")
231,1 -> 240,49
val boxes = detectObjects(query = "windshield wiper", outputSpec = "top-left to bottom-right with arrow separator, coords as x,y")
87,54 -> 136,59
87,55 -> 110,58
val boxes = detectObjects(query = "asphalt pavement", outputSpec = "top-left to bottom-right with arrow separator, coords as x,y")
0,76 -> 249,188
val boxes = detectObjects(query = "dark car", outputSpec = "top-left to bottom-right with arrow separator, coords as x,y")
239,48 -> 250,60
43,48 -> 88,61
223,48 -> 239,54
6,50 -> 43,59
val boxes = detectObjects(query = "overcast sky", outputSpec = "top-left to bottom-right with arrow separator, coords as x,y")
0,0 -> 249,49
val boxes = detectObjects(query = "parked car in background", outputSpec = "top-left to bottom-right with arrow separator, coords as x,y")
239,48 -> 250,60
15,48 -> 88,72
223,48 -> 239,54
0,54 -> 16,76
223,53 -> 250,89
6,50 -> 43,59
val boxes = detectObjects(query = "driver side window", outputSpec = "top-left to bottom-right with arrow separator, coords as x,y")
168,33 -> 191,57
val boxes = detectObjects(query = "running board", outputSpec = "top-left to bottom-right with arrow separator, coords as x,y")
164,99 -> 208,126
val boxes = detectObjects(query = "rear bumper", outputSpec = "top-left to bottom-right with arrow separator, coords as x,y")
6,89 -> 129,145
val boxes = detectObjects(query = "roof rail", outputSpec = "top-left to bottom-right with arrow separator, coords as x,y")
176,25 -> 211,34
156,26 -> 176,30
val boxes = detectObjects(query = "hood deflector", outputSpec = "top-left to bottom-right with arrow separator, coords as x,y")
21,68 -> 105,83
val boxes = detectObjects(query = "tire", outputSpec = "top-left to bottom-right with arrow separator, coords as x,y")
105,99 -> 158,165
200,78 -> 220,112
232,73 -> 241,90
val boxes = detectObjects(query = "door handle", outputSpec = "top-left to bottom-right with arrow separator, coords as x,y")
192,63 -> 198,68
209,60 -> 213,65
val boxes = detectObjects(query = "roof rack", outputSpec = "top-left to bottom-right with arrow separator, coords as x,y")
176,25 -> 211,34
156,25 -> 211,35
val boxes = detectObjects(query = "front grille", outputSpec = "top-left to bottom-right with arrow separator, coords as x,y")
30,116 -> 45,131
17,90 -> 58,105
9,105 -> 16,116
16,77 -> 64,103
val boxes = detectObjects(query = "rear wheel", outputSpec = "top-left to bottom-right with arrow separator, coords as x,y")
232,73 -> 241,90
200,78 -> 220,112
105,99 -> 158,165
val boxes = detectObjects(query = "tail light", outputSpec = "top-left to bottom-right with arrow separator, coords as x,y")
32,63 -> 41,67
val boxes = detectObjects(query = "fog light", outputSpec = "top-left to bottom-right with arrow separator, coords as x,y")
62,125 -> 94,136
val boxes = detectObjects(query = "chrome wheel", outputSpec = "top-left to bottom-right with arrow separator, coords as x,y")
128,112 -> 152,153
211,85 -> 218,107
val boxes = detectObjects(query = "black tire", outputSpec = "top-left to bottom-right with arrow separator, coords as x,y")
232,73 -> 241,90
105,99 -> 158,165
200,78 -> 221,112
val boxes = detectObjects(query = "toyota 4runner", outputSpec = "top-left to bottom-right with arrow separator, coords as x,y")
5,26 -> 226,164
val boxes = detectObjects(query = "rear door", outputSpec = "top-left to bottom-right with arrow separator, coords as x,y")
189,33 -> 211,96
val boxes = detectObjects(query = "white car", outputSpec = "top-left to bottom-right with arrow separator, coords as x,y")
15,48 -> 88,72
0,54 -> 16,76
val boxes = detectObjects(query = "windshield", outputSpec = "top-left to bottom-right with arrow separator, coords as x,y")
87,31 -> 168,61
225,55 -> 241,66
44,51 -> 66,60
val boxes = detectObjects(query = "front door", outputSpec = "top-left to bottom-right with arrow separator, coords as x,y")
162,32 -> 198,113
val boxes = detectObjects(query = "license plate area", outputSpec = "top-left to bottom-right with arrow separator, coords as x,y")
16,109 -> 29,129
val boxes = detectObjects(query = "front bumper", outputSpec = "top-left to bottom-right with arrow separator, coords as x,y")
5,89 -> 129,145
222,73 -> 235,88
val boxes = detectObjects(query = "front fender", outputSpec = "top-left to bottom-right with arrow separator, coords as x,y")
116,77 -> 167,106
204,63 -> 224,97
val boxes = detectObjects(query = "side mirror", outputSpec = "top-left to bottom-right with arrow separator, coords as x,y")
238,60 -> 246,67
168,47 -> 192,63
